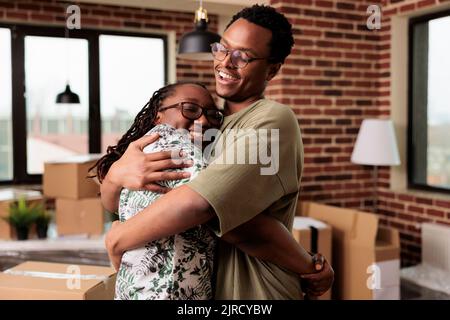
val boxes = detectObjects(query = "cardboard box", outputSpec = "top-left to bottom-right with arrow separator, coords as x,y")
0,189 -> 44,240
0,261 -> 116,299
292,216 -> 332,300
43,154 -> 102,199
299,201 -> 400,300
56,198 -> 104,236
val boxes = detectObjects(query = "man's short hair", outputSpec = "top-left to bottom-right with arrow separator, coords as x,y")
226,4 -> 294,64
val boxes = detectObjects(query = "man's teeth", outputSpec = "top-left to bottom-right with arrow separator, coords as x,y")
218,71 -> 238,80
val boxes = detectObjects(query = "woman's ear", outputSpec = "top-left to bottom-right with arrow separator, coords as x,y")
154,113 -> 162,125
266,63 -> 281,81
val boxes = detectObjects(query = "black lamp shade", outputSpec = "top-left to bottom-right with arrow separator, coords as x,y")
56,84 -> 80,104
178,19 -> 221,60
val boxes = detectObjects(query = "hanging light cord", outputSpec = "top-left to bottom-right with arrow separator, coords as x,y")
65,27 -> 70,86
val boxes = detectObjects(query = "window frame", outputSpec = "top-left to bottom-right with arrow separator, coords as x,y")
0,27 -> 13,182
0,23 -> 168,184
408,9 -> 450,194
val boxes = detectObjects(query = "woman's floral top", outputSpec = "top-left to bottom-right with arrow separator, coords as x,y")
114,124 -> 216,300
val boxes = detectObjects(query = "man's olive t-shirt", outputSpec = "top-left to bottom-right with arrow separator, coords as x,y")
187,99 -> 304,299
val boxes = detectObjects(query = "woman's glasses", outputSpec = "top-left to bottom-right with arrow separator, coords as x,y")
159,102 -> 224,127
210,42 -> 267,69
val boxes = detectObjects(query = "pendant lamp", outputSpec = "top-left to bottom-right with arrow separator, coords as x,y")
178,0 -> 221,60
56,28 -> 80,104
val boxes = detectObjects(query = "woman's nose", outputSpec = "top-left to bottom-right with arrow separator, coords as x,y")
195,115 -> 210,129
194,114 -> 211,132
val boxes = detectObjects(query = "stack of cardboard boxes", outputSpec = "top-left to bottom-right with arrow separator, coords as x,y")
297,201 -> 401,300
0,155 -> 115,299
43,155 -> 105,237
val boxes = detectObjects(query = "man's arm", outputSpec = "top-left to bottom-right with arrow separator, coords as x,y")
106,183 -> 315,274
105,185 -> 334,296
105,185 -> 214,256
222,214 -> 318,275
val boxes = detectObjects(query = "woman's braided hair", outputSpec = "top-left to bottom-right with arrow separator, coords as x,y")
92,81 -> 207,183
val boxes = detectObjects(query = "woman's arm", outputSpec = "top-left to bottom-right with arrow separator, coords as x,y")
222,214 -> 317,275
100,172 -> 123,213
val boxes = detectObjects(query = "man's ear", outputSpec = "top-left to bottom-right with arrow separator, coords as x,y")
266,63 -> 282,81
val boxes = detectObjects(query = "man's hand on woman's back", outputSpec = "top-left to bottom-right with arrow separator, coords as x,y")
105,133 -> 193,193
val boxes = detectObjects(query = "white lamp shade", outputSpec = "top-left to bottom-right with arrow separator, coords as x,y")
351,119 -> 401,166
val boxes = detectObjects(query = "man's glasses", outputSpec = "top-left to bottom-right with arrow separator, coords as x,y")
159,102 -> 224,127
210,42 -> 267,69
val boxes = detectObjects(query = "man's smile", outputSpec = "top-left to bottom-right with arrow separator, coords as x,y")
216,69 -> 241,83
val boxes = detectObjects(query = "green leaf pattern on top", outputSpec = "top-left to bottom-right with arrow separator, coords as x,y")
115,124 -> 215,300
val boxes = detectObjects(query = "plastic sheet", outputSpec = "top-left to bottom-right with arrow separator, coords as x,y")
401,263 -> 450,295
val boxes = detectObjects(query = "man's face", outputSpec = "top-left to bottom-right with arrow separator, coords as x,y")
214,18 -> 274,103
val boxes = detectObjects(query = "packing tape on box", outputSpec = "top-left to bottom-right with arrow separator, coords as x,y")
310,226 -> 318,254
4,269 -> 110,282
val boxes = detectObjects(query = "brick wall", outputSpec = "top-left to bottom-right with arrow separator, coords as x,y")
268,0 -> 450,267
268,0 -> 386,212
0,0 -> 218,94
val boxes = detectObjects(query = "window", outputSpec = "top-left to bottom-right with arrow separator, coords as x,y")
99,35 -> 165,153
409,11 -> 450,193
0,24 -> 166,183
0,28 -> 12,181
25,36 -> 89,174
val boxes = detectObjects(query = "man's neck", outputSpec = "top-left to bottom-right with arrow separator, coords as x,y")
223,96 -> 263,116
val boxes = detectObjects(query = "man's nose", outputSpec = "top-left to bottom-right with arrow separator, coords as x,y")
221,51 -> 235,69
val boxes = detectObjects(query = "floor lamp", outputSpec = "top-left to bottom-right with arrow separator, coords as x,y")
351,119 -> 401,212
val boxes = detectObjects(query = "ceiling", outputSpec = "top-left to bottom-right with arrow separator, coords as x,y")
77,0 -> 269,16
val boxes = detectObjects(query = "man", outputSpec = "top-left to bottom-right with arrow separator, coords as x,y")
102,5 -> 333,299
